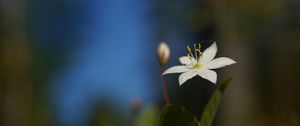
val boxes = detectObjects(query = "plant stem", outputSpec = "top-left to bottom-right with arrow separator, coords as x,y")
161,67 -> 171,105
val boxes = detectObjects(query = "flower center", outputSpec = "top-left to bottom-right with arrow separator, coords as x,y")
193,63 -> 202,69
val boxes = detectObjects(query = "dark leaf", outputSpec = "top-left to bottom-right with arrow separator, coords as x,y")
159,105 -> 198,126
200,77 -> 233,126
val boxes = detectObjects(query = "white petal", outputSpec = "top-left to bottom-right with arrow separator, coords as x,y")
198,69 -> 217,84
200,42 -> 217,64
179,56 -> 190,64
179,56 -> 196,65
178,70 -> 198,86
162,66 -> 190,75
205,57 -> 236,69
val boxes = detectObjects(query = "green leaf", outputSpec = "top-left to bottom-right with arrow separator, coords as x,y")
159,105 -> 198,126
200,77 -> 233,126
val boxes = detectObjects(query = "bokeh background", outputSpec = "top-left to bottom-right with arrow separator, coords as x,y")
1,0 -> 300,126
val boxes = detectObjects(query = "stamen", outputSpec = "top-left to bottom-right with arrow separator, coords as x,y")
187,53 -> 195,66
198,43 -> 203,56
193,44 -> 198,60
188,53 -> 192,60
187,46 -> 195,60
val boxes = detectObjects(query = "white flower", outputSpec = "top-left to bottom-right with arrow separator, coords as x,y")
162,42 -> 236,86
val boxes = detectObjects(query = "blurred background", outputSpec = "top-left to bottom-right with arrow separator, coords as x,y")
1,0 -> 300,126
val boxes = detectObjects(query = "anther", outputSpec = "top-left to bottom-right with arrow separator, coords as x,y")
198,43 -> 201,51
187,45 -> 195,61
198,43 -> 202,56
187,46 -> 191,53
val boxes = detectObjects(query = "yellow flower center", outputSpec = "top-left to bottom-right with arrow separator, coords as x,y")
194,63 -> 202,69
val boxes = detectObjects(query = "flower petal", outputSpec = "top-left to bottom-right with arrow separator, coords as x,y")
200,42 -> 217,64
178,70 -> 198,86
162,66 -> 190,75
179,56 -> 190,64
198,69 -> 217,84
205,57 -> 236,69
179,56 -> 196,65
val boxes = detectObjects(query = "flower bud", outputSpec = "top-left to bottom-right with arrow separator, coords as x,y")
130,98 -> 142,114
157,42 -> 170,66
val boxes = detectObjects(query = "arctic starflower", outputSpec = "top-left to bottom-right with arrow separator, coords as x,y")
162,42 -> 236,86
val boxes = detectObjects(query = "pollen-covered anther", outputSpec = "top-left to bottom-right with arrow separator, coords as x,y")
196,49 -> 202,55
197,43 -> 203,56
187,46 -> 195,60
187,46 -> 191,53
